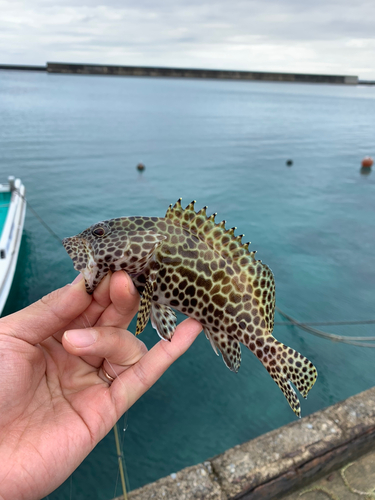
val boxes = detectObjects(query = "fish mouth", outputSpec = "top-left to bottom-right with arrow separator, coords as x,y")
62,236 -> 100,294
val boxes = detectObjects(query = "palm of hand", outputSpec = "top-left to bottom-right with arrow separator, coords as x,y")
0,273 -> 141,498
0,272 -> 201,500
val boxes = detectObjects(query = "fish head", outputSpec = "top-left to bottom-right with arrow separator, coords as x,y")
63,218 -> 166,294
62,220 -> 131,294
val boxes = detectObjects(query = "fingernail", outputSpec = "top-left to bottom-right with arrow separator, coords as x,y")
64,329 -> 97,347
71,274 -> 83,285
126,273 -> 138,295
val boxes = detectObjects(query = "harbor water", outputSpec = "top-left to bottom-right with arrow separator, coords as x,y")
0,70 -> 374,499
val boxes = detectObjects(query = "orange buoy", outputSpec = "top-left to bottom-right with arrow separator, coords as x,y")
361,157 -> 373,168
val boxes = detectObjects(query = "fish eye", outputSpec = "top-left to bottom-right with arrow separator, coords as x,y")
92,225 -> 109,237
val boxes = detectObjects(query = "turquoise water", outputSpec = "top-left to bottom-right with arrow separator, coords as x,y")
0,191 -> 11,231
1,70 -> 375,499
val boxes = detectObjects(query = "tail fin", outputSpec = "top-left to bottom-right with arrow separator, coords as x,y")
250,335 -> 317,417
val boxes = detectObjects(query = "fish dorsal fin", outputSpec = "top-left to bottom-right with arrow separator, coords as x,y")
165,200 -> 276,332
165,198 -> 185,221
151,303 -> 177,341
165,199 -> 255,264
204,327 -> 241,373
247,260 -> 275,333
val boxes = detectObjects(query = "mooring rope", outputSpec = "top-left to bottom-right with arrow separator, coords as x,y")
15,189 -> 62,244
113,422 -> 128,500
274,318 -> 375,327
276,306 -> 375,348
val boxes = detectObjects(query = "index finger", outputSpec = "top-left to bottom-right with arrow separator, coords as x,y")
95,271 -> 140,329
110,317 -> 202,415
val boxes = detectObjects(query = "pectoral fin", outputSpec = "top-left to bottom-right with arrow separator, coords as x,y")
135,281 -> 153,336
125,231 -> 166,275
151,303 -> 177,341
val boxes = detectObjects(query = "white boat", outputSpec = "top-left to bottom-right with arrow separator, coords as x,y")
0,177 -> 26,315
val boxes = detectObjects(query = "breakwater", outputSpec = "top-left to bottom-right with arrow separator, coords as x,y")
46,62 -> 358,84
0,62 -> 359,84
115,386 -> 375,500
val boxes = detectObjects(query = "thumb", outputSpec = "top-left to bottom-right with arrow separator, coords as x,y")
0,278 -> 92,345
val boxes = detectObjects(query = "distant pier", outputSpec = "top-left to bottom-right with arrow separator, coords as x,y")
0,62 -> 363,85
46,62 -> 358,85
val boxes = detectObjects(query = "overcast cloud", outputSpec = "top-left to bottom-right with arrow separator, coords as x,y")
1,0 -> 374,79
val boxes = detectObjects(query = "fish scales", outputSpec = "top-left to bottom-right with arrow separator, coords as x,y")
63,199 -> 317,417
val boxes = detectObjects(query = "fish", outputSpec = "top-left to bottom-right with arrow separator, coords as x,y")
62,199 -> 317,416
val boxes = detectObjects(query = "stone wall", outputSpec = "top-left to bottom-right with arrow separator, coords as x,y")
113,387 -> 375,500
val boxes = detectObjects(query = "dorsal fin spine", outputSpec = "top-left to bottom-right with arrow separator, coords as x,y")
165,199 -> 257,267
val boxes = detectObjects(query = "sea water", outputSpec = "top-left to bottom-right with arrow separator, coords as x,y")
0,70 -> 374,498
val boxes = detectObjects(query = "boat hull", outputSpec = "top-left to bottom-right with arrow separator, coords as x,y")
0,177 -> 26,315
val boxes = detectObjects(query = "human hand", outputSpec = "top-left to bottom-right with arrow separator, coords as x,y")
0,271 -> 202,500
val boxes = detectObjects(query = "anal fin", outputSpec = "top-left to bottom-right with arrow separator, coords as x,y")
151,303 -> 177,341
204,327 -> 241,373
136,281 -> 153,336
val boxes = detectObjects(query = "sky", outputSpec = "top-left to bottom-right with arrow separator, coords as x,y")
1,0 -> 375,79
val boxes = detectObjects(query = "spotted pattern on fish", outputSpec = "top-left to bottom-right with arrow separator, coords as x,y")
63,199 -> 317,416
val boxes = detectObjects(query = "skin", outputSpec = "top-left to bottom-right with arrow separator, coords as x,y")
0,271 -> 202,500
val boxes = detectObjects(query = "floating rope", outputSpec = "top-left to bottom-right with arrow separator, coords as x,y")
15,189 -> 63,244
113,422 -> 128,500
275,318 -> 375,327
276,307 -> 375,348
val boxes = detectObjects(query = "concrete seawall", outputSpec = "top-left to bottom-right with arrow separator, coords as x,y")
115,386 -> 375,500
0,62 -> 359,84
46,62 -> 358,85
